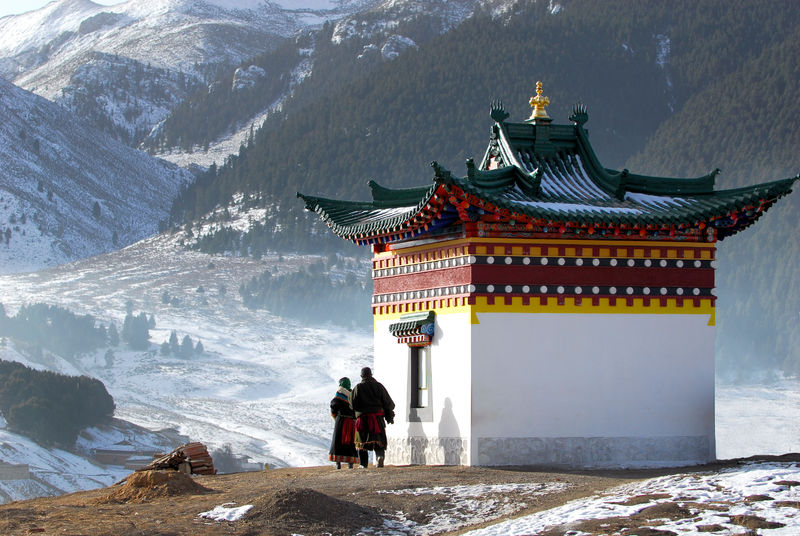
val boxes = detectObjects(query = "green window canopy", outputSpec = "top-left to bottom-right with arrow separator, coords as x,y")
389,311 -> 435,347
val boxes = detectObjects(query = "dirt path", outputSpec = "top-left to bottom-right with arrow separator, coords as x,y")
0,464 -> 734,536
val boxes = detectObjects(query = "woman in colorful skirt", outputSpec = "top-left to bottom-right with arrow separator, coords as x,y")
329,377 -> 358,469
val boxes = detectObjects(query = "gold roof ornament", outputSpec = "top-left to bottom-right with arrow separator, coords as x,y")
528,81 -> 551,120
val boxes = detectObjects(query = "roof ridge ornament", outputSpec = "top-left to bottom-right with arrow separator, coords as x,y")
569,102 -> 589,126
430,161 -> 453,182
527,81 -> 551,121
490,99 -> 510,123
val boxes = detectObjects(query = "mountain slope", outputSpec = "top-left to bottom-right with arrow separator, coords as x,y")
0,77 -> 194,273
624,31 -> 800,376
145,0 -> 520,156
167,0 -> 676,238
0,0 -> 521,151
0,0 -> 326,143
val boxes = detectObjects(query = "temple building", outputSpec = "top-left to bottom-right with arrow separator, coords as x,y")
298,83 -> 797,468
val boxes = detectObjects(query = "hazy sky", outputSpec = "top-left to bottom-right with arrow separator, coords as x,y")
0,0 -> 125,18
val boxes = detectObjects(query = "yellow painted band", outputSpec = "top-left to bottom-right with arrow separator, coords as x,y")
373,296 -> 716,329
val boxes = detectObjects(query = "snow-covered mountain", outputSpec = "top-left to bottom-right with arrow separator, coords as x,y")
0,0 -> 522,150
0,77 -> 194,273
0,0 -> 312,85
150,0 -> 528,165
0,0 -> 384,143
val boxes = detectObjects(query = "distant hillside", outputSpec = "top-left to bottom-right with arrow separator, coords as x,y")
624,29 -> 800,378
143,0 -> 519,153
167,0 -> 676,235
0,77 -> 194,273
0,0 -> 510,149
168,0 -> 800,376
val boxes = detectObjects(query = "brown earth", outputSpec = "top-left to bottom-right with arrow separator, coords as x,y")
0,459 -> 788,536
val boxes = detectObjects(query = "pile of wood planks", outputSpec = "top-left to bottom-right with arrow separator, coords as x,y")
137,442 -> 216,475
182,442 -> 216,475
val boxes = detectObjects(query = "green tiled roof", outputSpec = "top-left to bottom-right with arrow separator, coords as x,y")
298,104 -> 797,244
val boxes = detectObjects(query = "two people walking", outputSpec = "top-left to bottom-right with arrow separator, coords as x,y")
329,367 -> 394,468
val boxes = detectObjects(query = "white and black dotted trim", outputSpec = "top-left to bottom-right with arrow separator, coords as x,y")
372,256 -> 712,278
371,285 -> 714,303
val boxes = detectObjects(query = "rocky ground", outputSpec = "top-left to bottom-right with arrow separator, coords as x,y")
0,460 -> 778,536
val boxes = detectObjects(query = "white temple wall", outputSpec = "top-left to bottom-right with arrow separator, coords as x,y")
470,312 -> 715,468
377,311 -> 472,465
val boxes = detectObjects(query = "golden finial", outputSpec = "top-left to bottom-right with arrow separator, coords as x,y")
528,81 -> 550,120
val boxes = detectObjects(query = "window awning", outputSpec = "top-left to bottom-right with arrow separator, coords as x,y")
389,311 -> 435,346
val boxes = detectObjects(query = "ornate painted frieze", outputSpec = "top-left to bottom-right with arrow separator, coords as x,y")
372,238 -> 715,319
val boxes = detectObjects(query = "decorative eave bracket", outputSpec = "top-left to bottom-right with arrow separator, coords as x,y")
388,311 -> 435,347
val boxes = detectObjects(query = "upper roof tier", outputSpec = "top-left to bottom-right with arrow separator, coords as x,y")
298,87 -> 797,246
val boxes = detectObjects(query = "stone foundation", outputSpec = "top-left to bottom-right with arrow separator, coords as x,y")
477,436 -> 712,468
386,436 -> 468,465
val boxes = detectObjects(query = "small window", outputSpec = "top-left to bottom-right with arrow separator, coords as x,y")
411,346 -> 430,408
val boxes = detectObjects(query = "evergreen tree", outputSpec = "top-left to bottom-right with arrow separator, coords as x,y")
0,360 -> 115,447
180,335 -> 194,358
169,330 -> 180,355
107,323 -> 119,346
121,312 -> 149,350
104,349 -> 115,368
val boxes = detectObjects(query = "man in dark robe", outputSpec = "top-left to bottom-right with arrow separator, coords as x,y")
351,366 -> 395,468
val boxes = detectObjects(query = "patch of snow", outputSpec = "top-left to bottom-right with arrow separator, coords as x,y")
514,200 -> 643,215
381,34 -> 416,60
463,462 -> 800,536
655,33 -> 674,104
655,33 -> 671,68
374,482 -> 571,535
357,43 -> 380,60
199,502 -> 254,522
625,191 -> 683,208
232,64 -> 266,91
